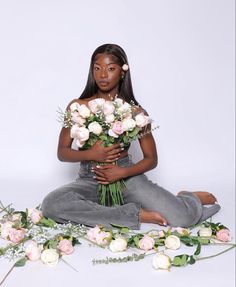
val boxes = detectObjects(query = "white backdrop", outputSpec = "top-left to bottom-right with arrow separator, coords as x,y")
0,0 -> 234,207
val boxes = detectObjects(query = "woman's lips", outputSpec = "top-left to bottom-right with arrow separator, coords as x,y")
99,81 -> 109,86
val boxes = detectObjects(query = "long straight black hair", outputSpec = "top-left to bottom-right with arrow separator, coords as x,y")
79,44 -> 139,106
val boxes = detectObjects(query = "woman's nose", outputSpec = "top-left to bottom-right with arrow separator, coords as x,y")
101,68 -> 108,78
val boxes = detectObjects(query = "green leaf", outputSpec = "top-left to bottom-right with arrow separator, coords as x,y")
14,257 -> 27,267
194,243 -> 201,256
197,237 -> 210,244
39,217 -> 56,228
172,254 -> 189,266
188,255 -> 196,265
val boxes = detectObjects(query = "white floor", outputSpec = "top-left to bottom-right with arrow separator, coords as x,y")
0,178 -> 235,287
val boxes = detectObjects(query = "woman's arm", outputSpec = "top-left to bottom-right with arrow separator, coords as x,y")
123,132 -> 158,177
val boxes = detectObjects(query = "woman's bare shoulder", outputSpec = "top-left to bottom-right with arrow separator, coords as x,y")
132,104 -> 149,115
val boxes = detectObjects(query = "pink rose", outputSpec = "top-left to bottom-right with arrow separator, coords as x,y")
24,240 -> 41,261
9,228 -> 25,243
216,229 -> 231,242
158,230 -> 165,238
87,225 -> 101,241
28,208 -> 43,224
111,121 -> 124,136
138,235 -> 155,251
58,239 -> 74,255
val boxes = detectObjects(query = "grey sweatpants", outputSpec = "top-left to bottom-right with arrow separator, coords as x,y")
42,156 -> 220,229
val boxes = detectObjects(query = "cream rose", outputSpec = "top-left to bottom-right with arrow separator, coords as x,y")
138,235 -> 155,251
95,231 -> 112,246
88,121 -> 103,135
122,118 -> 136,131
199,227 -> 212,237
41,249 -> 59,267
70,102 -> 80,112
164,235 -> 181,250
105,114 -> 115,123
88,98 -> 105,113
103,101 -> 115,115
71,112 -> 86,125
78,104 -> 91,118
135,112 -> 150,128
0,221 -> 14,239
152,253 -> 171,270
71,126 -> 89,141
109,237 -> 127,252
28,208 -> 43,224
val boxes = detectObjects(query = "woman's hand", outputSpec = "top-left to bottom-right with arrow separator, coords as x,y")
92,164 -> 126,184
89,140 -> 124,163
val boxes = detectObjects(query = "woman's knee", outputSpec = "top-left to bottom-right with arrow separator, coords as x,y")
41,192 -> 60,219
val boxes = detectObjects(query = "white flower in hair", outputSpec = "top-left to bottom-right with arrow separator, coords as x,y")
122,64 -> 129,71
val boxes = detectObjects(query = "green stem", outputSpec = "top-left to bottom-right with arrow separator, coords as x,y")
196,243 -> 236,261
61,258 -> 79,272
0,263 -> 15,286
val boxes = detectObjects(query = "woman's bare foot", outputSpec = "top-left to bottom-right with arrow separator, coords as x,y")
140,208 -> 167,226
178,191 -> 217,205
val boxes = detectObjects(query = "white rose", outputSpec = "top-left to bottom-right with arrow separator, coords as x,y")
71,112 -> 86,125
88,121 -> 103,135
199,227 -> 212,237
88,98 -> 105,113
135,112 -> 150,128
164,235 -> 181,250
103,101 -> 115,115
109,237 -> 127,252
11,213 -> 22,221
41,249 -> 59,267
152,253 -> 171,270
114,98 -> 123,107
71,126 -> 89,142
75,139 -> 85,148
70,102 -> 80,112
122,118 -> 136,131
117,102 -> 131,115
78,104 -> 91,118
105,114 -> 115,123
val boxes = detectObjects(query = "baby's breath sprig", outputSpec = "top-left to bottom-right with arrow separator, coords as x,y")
92,252 -> 146,265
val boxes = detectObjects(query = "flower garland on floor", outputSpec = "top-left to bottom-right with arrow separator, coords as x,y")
0,201 -> 235,285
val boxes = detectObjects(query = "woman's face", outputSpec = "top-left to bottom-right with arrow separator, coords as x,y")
93,53 -> 123,94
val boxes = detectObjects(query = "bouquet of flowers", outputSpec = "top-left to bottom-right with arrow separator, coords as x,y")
60,97 -> 151,206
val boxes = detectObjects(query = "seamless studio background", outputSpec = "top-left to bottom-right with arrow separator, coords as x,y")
0,0 -> 234,207
0,1 -> 235,286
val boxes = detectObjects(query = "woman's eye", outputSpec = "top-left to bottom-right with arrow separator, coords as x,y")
108,67 -> 115,71
94,66 -> 100,71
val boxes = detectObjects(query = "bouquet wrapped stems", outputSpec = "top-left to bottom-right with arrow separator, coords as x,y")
99,179 -> 126,206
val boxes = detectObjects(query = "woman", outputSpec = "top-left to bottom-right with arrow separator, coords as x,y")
42,43 -> 220,229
